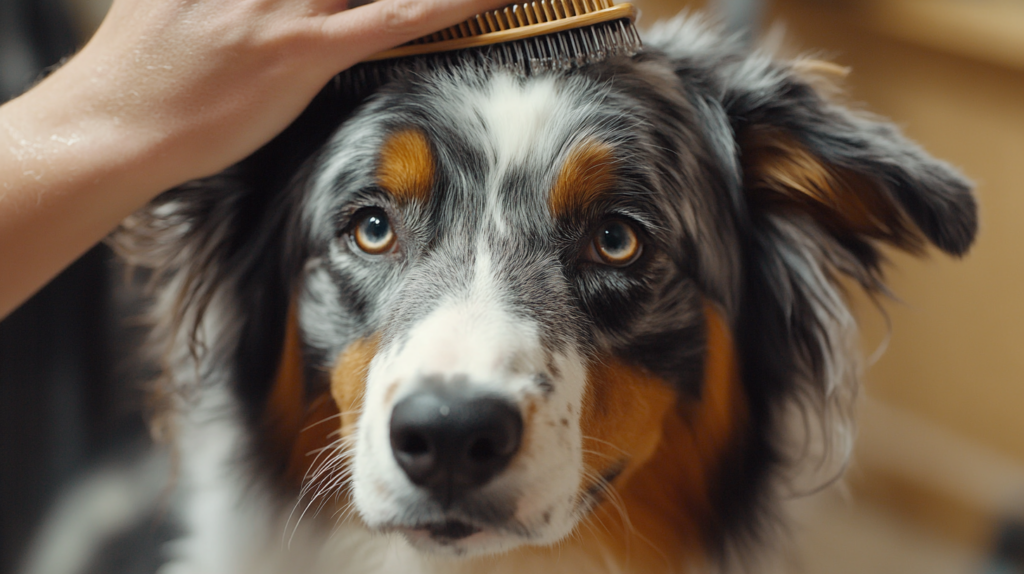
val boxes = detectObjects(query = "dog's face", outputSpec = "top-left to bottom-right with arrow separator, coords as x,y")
295,69 -> 731,555
124,17 -> 978,567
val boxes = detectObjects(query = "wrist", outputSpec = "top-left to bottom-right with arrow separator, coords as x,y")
12,58 -> 205,212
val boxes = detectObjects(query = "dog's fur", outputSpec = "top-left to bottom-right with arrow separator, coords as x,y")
114,14 -> 977,574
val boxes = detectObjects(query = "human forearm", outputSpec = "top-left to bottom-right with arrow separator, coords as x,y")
0,70 -> 168,319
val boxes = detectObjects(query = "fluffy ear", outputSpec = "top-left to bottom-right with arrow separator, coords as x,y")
716,56 -> 977,401
709,52 -> 979,439
642,19 -> 979,552
692,52 -> 979,549
112,83 -> 356,439
724,59 -> 977,259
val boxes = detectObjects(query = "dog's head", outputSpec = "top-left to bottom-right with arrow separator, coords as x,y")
120,16 -> 976,563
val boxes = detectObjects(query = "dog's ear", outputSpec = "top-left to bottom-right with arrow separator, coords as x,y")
708,54 -> 977,403
723,58 -> 977,259
113,83 -> 358,434
688,49 -> 978,538
688,40 -> 982,433
699,51 -> 979,439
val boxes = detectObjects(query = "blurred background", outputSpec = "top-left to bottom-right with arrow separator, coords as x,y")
1,0 -> 1022,572
1,2 -> 160,574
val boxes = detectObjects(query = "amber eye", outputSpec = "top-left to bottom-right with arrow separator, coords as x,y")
352,209 -> 396,255
590,220 -> 641,266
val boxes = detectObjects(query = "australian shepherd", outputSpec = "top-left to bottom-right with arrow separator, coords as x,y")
109,14 -> 977,574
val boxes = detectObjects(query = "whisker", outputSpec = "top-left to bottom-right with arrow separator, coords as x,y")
579,448 -> 622,462
305,436 -> 355,458
299,409 -> 363,433
580,435 -> 630,458
579,464 -> 673,571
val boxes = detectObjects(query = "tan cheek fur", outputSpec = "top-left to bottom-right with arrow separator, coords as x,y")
264,305 -> 307,466
580,355 -> 678,491
276,334 -> 379,497
330,336 -> 380,446
572,301 -> 748,571
262,307 -> 346,489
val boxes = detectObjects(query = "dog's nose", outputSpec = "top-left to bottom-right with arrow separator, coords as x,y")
390,391 -> 523,502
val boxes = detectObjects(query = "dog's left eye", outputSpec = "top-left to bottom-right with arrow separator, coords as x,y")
587,220 -> 642,267
352,209 -> 397,255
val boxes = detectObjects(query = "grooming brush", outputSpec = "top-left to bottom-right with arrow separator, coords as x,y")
337,0 -> 641,98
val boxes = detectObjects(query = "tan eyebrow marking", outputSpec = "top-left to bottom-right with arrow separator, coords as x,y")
377,129 -> 435,204
549,138 -> 618,218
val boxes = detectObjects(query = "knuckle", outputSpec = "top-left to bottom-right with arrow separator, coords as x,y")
380,0 -> 435,37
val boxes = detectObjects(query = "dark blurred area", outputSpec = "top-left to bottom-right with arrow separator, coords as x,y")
0,1 -> 151,573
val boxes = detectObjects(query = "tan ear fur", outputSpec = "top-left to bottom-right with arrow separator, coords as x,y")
739,125 -> 924,252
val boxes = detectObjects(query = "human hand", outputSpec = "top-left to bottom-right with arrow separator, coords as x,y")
45,0 -> 507,186
0,0 -> 507,319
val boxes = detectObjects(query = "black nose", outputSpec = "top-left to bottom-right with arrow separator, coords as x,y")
390,391 -> 523,503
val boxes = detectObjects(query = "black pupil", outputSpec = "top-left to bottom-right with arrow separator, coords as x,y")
361,213 -> 390,244
600,223 -> 630,255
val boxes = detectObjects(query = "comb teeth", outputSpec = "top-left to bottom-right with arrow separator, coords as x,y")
364,1 -> 638,62
414,0 -> 620,44
336,1 -> 641,99
476,17 -> 641,73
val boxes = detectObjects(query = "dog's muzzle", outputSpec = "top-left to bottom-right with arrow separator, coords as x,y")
390,389 -> 523,508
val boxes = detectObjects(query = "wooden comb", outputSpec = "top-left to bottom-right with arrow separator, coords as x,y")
337,0 -> 640,97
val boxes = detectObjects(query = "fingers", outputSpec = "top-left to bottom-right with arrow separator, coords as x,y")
322,0 -> 510,68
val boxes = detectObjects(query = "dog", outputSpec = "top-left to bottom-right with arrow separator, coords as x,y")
111,13 -> 977,574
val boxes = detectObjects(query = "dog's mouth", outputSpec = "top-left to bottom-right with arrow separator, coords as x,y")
418,519 -> 481,541
389,518 -> 489,551
386,512 -> 530,552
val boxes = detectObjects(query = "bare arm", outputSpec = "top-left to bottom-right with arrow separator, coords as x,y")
0,0 -> 504,319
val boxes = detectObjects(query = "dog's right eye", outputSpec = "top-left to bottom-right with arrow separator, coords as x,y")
586,220 -> 642,267
352,209 -> 396,255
